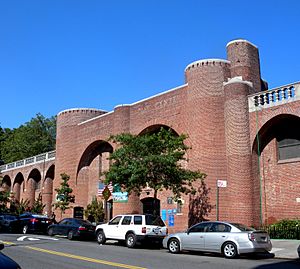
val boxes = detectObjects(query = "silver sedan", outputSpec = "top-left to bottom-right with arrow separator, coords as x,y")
163,221 -> 272,258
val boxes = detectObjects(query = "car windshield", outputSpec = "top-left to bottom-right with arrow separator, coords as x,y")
231,223 -> 256,231
145,215 -> 165,227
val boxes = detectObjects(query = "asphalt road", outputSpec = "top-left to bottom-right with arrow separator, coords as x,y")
1,233 -> 299,269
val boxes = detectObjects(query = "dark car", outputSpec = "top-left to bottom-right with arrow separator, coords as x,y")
19,213 -> 52,234
0,214 -> 19,232
0,241 -> 21,269
47,218 -> 95,240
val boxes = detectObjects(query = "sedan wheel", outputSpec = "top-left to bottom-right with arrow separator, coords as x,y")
223,242 -> 238,258
168,238 -> 180,254
48,228 -> 54,236
22,225 -> 28,234
67,230 -> 74,240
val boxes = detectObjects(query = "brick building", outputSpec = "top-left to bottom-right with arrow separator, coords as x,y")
1,39 -> 300,232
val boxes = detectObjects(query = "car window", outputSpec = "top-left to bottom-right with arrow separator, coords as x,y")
145,215 -> 165,227
75,219 -> 92,225
188,223 -> 209,233
134,216 -> 142,225
59,219 -> 70,225
210,223 -> 231,232
121,216 -> 132,225
231,223 -> 255,231
109,216 -> 122,225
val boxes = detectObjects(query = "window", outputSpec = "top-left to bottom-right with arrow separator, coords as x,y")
121,216 -> 132,225
188,223 -> 209,233
134,216 -> 142,225
210,223 -> 231,232
109,216 -> 122,225
145,215 -> 165,227
278,138 -> 300,160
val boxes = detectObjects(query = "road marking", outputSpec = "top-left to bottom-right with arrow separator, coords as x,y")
17,236 -> 58,241
26,246 -> 147,269
271,248 -> 283,252
3,241 -> 15,245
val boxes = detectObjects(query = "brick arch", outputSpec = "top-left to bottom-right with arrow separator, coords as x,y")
13,172 -> 25,201
1,175 -> 11,191
26,168 -> 42,206
252,114 -> 300,155
77,140 -> 113,178
75,140 -> 114,208
251,113 -> 300,225
43,164 -> 55,216
139,124 -> 179,136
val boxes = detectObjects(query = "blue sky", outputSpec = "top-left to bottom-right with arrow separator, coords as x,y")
0,0 -> 299,129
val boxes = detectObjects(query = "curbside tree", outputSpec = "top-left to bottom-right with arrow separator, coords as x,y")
53,173 -> 75,219
105,128 -> 207,201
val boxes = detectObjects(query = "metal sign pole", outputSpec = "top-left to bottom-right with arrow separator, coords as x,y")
216,183 -> 219,221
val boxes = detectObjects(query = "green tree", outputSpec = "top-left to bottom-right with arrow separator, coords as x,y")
84,197 -> 105,223
10,198 -> 31,215
105,128 -> 206,200
0,113 -> 56,163
53,173 -> 75,219
31,193 -> 46,214
0,189 -> 10,213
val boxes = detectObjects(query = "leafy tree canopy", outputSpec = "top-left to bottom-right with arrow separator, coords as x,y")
0,113 -> 56,163
105,128 -> 206,200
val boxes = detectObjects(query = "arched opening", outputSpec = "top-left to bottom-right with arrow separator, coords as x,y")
1,175 -> 11,192
76,140 -> 114,211
13,173 -> 25,202
43,165 -> 55,216
27,169 -> 42,207
139,124 -> 179,136
141,197 -> 160,216
252,114 -> 300,225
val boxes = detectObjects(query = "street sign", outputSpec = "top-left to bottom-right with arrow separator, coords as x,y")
217,180 -> 227,188
102,186 -> 111,201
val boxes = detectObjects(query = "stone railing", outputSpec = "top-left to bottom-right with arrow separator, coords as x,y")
0,150 -> 56,172
248,82 -> 300,112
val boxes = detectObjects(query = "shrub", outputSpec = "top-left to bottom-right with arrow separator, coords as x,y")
266,219 -> 300,239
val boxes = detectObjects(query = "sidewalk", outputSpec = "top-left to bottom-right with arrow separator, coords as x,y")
271,239 -> 300,259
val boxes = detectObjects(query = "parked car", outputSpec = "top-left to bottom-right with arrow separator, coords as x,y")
163,221 -> 272,258
18,213 -> 51,234
0,241 -> 22,269
0,214 -> 19,232
47,218 -> 96,240
95,214 -> 168,248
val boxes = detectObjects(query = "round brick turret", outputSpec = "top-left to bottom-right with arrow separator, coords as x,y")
223,77 -> 253,225
57,108 -> 107,128
185,59 -> 231,220
226,39 -> 261,93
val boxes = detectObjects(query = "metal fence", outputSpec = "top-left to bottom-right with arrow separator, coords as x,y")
264,226 -> 300,240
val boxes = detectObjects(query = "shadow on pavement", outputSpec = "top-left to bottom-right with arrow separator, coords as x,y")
253,259 -> 300,269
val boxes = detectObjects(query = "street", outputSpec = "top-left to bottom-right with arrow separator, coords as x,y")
1,233 -> 299,269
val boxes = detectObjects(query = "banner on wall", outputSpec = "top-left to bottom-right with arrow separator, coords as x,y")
112,192 -> 128,203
